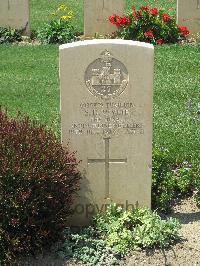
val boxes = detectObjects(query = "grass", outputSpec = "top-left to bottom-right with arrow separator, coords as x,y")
29,0 -> 177,32
126,0 -> 176,13
0,44 -> 199,166
0,45 -> 60,134
154,44 -> 200,165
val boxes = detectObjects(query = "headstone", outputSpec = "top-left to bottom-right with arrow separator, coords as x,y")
60,40 -> 154,225
84,0 -> 124,37
177,0 -> 200,35
0,0 -> 29,35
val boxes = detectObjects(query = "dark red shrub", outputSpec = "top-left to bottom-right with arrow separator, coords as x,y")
0,109 -> 81,264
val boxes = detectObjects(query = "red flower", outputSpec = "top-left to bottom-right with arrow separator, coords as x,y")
140,5 -> 150,11
162,13 -> 171,22
150,8 -> 158,16
156,39 -> 164,45
109,14 -> 131,27
121,16 -> 131,25
109,14 -> 120,27
144,30 -> 154,37
178,26 -> 190,36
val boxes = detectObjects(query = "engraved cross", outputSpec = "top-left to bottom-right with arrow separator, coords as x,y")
88,137 -> 127,198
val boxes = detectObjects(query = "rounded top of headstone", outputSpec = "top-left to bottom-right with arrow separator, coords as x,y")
59,39 -> 154,50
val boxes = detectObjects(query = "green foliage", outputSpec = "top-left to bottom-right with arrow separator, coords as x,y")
0,27 -> 22,44
37,4 -> 76,44
109,5 -> 189,44
53,227 -> 119,266
152,147 -> 175,212
152,147 -> 198,212
173,163 -> 195,195
53,206 -> 180,265
94,205 -> 181,255
0,109 -> 81,265
37,19 -> 75,44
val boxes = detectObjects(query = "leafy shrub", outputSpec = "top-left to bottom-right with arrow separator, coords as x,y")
53,227 -> 119,266
173,163 -> 195,195
152,147 -> 198,212
94,204 -> 181,255
0,27 -> 22,44
53,206 -> 180,265
0,109 -> 81,264
37,4 -> 76,44
152,147 -> 176,212
109,5 -> 189,44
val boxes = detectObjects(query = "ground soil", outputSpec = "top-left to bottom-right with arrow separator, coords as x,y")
21,197 -> 200,266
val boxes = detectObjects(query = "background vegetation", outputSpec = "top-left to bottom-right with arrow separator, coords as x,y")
29,0 -> 177,32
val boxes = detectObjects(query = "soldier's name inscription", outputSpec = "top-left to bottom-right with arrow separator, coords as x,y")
68,101 -> 144,136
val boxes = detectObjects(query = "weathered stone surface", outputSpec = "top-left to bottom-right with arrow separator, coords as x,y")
177,0 -> 200,35
84,0 -> 124,37
60,40 -> 154,225
0,0 -> 29,34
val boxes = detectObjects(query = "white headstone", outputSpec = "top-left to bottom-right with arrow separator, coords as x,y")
177,0 -> 200,35
0,0 -> 29,35
60,40 -> 154,225
84,0 -> 124,37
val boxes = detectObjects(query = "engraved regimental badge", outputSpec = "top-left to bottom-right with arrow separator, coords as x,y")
85,50 -> 129,100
